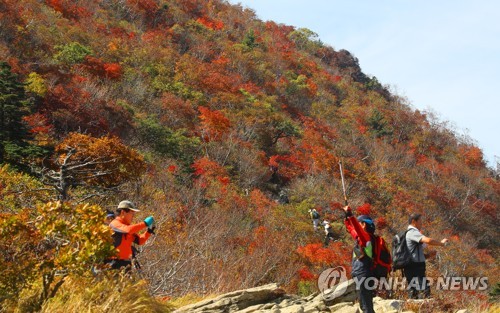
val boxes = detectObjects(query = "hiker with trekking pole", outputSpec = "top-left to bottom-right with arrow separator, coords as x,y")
339,160 -> 391,313
106,200 -> 156,271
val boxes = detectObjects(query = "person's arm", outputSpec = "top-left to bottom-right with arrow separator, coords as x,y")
133,231 -> 152,245
343,206 -> 371,246
421,236 -> 448,247
110,219 -> 147,234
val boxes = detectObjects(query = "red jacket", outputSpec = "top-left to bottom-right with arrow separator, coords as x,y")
109,217 -> 151,260
344,208 -> 374,277
344,212 -> 371,248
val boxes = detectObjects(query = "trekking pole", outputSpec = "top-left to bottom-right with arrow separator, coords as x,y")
338,159 -> 348,206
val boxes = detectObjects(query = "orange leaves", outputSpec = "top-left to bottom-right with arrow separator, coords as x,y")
198,106 -> 231,141
196,17 -> 224,30
458,145 -> 484,168
249,189 -> 275,221
82,56 -> 122,80
55,132 -> 146,188
191,156 -> 226,178
297,242 -> 350,267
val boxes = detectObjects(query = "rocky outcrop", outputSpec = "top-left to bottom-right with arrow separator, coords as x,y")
173,282 -> 411,313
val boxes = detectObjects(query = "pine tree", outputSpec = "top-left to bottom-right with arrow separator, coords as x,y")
0,61 -> 36,165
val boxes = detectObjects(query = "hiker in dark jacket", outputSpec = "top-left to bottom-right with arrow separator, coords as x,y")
343,206 -> 376,313
404,213 -> 448,299
309,208 -> 321,231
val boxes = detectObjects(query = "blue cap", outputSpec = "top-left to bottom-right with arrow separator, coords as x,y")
357,215 -> 374,224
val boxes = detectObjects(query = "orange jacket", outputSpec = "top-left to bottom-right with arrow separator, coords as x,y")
109,217 -> 151,260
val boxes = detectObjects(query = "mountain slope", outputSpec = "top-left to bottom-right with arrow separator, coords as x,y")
0,0 -> 498,310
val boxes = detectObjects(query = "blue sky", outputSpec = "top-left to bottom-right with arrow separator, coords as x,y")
229,1 -> 499,168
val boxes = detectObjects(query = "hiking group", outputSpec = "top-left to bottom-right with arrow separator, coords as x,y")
102,198 -> 448,313
341,206 -> 448,313
308,204 -> 449,313
308,208 -> 336,247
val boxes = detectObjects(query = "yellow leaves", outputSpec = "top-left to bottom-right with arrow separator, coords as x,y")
25,72 -> 47,96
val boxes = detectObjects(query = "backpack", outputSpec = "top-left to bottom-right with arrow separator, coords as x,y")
392,229 -> 414,270
371,234 -> 392,278
312,211 -> 320,219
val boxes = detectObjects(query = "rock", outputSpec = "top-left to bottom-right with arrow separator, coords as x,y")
279,304 -> 304,313
236,303 -> 264,313
174,283 -> 285,313
373,298 -> 404,313
321,279 -> 358,305
455,310 -> 471,313
329,302 -> 360,313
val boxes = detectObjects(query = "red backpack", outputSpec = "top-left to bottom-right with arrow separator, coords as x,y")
371,234 -> 392,278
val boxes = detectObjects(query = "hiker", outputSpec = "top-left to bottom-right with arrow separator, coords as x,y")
309,208 -> 321,231
343,206 -> 376,313
105,210 -> 115,225
107,200 -> 155,270
404,213 -> 448,299
322,220 -> 336,246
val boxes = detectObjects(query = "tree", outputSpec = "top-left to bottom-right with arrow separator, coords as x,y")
0,62 -> 41,166
41,133 -> 146,201
0,201 -> 114,310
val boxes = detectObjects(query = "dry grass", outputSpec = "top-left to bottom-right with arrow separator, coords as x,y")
32,274 -> 173,313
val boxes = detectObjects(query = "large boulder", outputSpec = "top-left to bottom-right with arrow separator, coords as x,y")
174,283 -> 285,313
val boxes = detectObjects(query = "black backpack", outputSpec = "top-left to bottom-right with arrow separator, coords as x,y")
312,211 -> 320,219
391,230 -> 414,269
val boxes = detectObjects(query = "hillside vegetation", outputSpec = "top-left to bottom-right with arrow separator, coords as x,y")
0,0 -> 498,312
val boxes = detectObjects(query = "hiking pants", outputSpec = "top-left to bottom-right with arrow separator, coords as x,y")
404,262 -> 430,299
355,275 -> 375,313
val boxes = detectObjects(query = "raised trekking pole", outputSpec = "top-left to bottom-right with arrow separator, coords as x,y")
338,159 -> 348,206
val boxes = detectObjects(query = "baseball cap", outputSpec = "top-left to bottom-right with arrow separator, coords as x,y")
357,215 -> 374,224
117,200 -> 140,212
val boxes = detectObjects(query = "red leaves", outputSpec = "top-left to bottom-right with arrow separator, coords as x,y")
82,56 -> 122,80
196,17 -> 224,30
46,0 -> 90,20
356,203 -> 372,216
298,266 -> 315,281
198,106 -> 231,141
268,154 -> 305,181
23,113 -> 53,135
297,242 -> 350,266
192,157 -> 226,178
375,217 -> 387,230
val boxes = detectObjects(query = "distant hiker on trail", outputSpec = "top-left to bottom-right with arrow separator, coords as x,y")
322,220 -> 336,246
343,206 -> 381,313
403,213 -> 448,299
107,200 -> 155,270
309,208 -> 321,231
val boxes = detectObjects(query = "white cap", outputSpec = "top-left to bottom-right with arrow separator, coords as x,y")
117,200 -> 140,212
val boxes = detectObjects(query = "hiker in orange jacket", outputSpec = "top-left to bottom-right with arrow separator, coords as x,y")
108,200 -> 155,270
344,205 -> 376,313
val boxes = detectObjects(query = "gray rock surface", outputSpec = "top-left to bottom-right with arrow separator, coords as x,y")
173,282 -> 467,313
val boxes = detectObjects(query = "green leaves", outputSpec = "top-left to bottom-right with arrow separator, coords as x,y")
53,42 -> 93,65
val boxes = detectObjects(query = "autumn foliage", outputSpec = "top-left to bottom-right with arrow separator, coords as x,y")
0,0 -> 498,311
